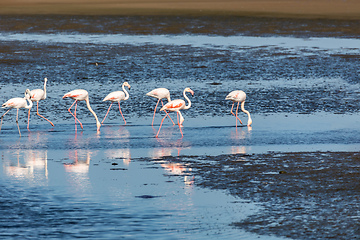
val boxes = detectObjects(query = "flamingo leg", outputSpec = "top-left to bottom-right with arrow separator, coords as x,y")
27,109 -> 31,130
231,102 -> 243,125
0,108 -> 12,132
151,99 -> 160,126
101,102 -> 113,124
36,101 -> 54,126
156,113 -> 168,138
160,100 -> 175,125
177,112 -> 183,138
16,109 -> 21,137
118,102 -> 127,125
68,100 -> 83,129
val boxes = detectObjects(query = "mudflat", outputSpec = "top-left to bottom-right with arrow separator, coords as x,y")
1,0 -> 360,19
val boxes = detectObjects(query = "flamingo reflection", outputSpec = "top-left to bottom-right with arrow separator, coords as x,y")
2,149 -> 48,182
105,148 -> 131,166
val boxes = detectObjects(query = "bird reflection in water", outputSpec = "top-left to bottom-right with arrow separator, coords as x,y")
151,137 -> 194,188
2,149 -> 48,183
63,149 -> 94,193
105,148 -> 131,166
230,126 -> 252,160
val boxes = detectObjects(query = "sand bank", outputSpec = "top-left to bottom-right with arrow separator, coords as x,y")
1,0 -> 360,19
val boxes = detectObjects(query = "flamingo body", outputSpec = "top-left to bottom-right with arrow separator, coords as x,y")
146,88 -> 171,102
146,88 -> 174,126
62,89 -> 101,131
156,87 -> 194,138
1,89 -> 33,137
102,82 -> 130,125
225,90 -> 252,127
28,77 -> 54,128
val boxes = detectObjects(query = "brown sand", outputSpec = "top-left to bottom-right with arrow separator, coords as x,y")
0,0 -> 360,19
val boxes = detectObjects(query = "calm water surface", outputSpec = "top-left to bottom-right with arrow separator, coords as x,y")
1,16 -> 360,239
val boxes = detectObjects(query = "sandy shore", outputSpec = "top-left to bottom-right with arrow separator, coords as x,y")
1,0 -> 360,19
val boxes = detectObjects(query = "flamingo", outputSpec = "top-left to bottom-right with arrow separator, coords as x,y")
146,88 -> 175,126
28,77 -> 54,129
156,87 -> 194,138
62,89 -> 101,131
1,89 -> 33,137
101,81 -> 131,125
225,90 -> 252,127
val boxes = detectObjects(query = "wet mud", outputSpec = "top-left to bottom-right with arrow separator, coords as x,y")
157,151 -> 360,239
1,15 -> 360,239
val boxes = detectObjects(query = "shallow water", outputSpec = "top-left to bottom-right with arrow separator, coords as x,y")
1,15 -> 360,239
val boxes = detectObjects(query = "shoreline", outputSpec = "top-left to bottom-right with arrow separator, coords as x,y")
1,0 -> 360,19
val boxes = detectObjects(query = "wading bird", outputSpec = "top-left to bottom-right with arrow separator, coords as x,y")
146,88 -> 175,126
156,87 -> 194,138
28,77 -> 54,129
101,81 -> 131,125
1,89 -> 33,137
62,89 -> 101,132
225,90 -> 252,127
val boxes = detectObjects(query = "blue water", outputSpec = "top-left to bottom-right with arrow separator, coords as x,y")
1,18 -> 360,239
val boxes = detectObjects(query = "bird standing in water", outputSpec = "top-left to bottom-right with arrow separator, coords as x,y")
225,90 -> 252,127
146,88 -> 175,126
156,87 -> 194,138
101,81 -> 131,125
28,77 -> 54,129
1,89 -> 33,137
62,89 -> 101,132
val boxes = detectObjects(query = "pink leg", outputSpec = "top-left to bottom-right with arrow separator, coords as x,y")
36,102 -> 54,126
27,109 -> 30,130
160,100 -> 175,125
118,102 -> 126,125
151,99 -> 160,126
230,102 -> 243,125
235,102 -> 241,128
0,108 -> 12,132
156,114 -> 168,137
16,109 -> 21,137
101,103 -> 113,124
177,112 -> 183,138
68,100 -> 83,129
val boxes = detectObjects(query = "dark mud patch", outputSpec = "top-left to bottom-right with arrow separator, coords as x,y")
1,16 -> 360,38
162,152 -> 360,239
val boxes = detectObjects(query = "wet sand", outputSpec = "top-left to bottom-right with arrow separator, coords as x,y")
1,0 -> 360,19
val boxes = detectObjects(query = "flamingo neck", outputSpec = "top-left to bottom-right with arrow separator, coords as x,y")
25,95 -> 33,109
43,79 -> 47,99
122,83 -> 129,100
241,101 -> 252,126
183,90 -> 192,110
85,97 -> 101,131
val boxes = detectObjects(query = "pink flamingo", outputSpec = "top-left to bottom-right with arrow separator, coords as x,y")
101,81 -> 130,125
225,90 -> 252,127
28,77 -> 54,129
146,88 -> 175,126
156,87 -> 194,138
62,89 -> 101,131
1,89 -> 33,137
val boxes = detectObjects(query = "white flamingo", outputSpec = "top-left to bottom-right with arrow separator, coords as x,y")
146,88 -> 175,126
156,87 -> 194,138
28,77 -> 54,129
225,90 -> 252,127
62,89 -> 101,131
101,81 -> 131,125
1,89 -> 33,137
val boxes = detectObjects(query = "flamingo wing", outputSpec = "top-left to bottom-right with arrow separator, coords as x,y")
63,89 -> 88,100
30,89 -> 45,101
103,91 -> 125,102
160,99 -> 185,112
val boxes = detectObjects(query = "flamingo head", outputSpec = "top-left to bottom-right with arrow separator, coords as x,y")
185,88 -> 194,96
25,89 -> 31,99
44,77 -> 48,83
123,82 -> 131,90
